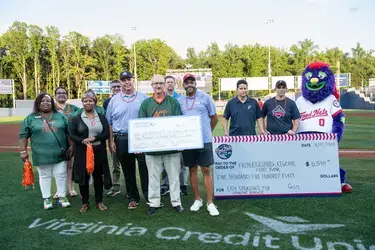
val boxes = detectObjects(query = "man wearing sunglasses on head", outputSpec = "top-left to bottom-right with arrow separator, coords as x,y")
103,80 -> 122,197
261,80 -> 300,135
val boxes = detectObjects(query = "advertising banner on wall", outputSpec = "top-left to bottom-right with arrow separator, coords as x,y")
87,81 -> 111,94
166,69 -> 213,93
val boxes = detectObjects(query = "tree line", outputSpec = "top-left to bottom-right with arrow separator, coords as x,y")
0,21 -> 374,105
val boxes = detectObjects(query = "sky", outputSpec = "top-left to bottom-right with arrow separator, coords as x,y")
0,0 -> 374,58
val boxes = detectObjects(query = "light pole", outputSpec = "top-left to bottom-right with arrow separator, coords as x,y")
336,59 -> 340,100
265,19 -> 274,94
132,26 -> 137,90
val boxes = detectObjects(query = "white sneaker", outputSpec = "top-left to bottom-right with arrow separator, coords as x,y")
190,199 -> 203,211
43,198 -> 53,210
207,203 -> 219,216
57,197 -> 71,208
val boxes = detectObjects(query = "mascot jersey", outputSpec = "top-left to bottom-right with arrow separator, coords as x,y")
296,61 -> 352,193
296,94 -> 342,133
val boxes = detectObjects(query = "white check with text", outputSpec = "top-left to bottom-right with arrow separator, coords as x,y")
213,134 -> 342,198
128,115 -> 203,153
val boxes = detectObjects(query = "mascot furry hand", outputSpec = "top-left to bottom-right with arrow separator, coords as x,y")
296,61 -> 352,193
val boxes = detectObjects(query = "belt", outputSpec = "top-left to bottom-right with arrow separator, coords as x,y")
113,132 -> 128,136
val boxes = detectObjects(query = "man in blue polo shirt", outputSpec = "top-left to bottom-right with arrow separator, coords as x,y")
106,71 -> 149,209
178,73 -> 219,216
222,79 -> 266,136
160,75 -> 190,196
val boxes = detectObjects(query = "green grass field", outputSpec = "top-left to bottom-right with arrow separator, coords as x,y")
1,152 -> 374,249
340,116 -> 375,149
0,116 -> 25,124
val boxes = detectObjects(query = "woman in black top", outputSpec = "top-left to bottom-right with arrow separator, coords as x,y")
69,90 -> 112,212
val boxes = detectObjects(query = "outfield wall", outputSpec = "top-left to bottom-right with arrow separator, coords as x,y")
1,94 -> 374,117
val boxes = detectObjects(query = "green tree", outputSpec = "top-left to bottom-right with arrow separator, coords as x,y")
59,39 -> 72,96
108,34 -> 127,78
45,26 -> 61,92
29,24 -> 44,97
289,39 -> 319,75
135,39 -> 176,80
63,32 -> 95,97
92,36 -> 112,80
1,21 -> 30,99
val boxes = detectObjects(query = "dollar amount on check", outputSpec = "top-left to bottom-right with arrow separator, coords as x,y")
213,134 -> 342,199
128,115 -> 203,153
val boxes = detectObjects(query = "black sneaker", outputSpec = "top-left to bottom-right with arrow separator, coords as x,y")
174,205 -> 184,213
148,207 -> 157,214
181,186 -> 189,196
160,188 -> 170,196
107,190 -> 121,197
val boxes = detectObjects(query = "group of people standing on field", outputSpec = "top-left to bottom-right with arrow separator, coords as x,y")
19,71 -> 220,216
19,68 -> 303,216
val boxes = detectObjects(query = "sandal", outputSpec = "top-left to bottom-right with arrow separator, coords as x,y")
69,190 -> 78,197
80,204 -> 89,213
97,202 -> 107,211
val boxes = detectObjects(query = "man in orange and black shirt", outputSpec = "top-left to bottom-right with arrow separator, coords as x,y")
138,74 -> 183,214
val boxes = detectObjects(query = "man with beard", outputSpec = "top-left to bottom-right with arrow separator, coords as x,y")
261,80 -> 300,135
138,74 -> 184,214
160,76 -> 189,196
103,80 -> 122,196
178,74 -> 219,216
106,71 -> 149,209
222,79 -> 266,136
165,75 -> 181,99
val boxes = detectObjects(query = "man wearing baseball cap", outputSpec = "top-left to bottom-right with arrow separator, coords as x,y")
105,71 -> 149,209
160,75 -> 189,197
261,80 -> 300,135
178,73 -> 219,216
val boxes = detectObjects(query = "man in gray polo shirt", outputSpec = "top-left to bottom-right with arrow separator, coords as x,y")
222,79 -> 266,136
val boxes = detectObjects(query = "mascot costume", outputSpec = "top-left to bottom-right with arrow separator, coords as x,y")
296,61 -> 352,193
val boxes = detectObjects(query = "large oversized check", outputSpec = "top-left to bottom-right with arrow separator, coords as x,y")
213,134 -> 342,199
128,115 -> 203,153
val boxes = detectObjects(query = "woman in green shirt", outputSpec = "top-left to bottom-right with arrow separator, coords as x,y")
19,92 -> 72,210
54,87 -> 80,198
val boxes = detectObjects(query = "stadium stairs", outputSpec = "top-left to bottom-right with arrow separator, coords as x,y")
340,88 -> 375,110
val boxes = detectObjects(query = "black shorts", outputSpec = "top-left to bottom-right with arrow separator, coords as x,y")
182,143 -> 214,167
